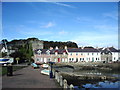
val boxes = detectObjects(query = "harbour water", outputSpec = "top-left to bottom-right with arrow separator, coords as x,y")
54,65 -> 120,89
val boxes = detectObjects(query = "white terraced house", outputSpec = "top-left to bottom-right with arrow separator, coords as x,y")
33,46 -> 119,64
34,46 -> 102,63
107,47 -> 119,61
67,47 -> 101,62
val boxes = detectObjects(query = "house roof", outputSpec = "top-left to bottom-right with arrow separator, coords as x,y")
35,49 -> 67,54
108,47 -> 118,52
67,48 -> 99,52
101,48 -> 112,54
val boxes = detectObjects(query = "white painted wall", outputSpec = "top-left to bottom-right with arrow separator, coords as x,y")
68,52 -> 101,62
112,52 -> 119,61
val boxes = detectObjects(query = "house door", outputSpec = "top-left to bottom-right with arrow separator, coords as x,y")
92,58 -> 94,62
58,58 -> 60,62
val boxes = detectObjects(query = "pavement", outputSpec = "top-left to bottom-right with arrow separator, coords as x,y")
2,66 -> 59,89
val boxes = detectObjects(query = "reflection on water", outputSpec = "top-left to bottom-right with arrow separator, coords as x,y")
82,81 -> 120,88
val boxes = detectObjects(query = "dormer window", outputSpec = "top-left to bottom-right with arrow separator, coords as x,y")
55,52 -> 58,55
63,52 -> 66,55
37,50 -> 41,55
46,50 -> 50,55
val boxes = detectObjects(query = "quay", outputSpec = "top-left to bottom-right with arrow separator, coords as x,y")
2,66 -> 59,88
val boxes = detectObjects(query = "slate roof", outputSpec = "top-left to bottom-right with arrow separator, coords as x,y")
101,48 -> 112,54
67,48 -> 99,52
108,47 -> 118,52
34,47 -> 119,54
35,49 -> 67,54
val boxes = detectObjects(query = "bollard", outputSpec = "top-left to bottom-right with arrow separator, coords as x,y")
52,69 -> 55,77
63,79 -> 68,88
70,84 -> 74,90
57,72 -> 60,83
7,65 -> 13,76
55,72 -> 58,80
60,75 -> 63,86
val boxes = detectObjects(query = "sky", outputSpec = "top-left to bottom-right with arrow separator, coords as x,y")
2,2 -> 118,48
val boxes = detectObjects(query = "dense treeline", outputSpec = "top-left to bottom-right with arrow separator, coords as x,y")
44,41 -> 78,49
1,38 -> 78,63
1,38 -> 78,49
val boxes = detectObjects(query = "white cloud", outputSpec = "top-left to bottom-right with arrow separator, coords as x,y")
58,30 -> 68,35
52,2 -> 75,8
103,11 -> 118,20
41,22 -> 55,28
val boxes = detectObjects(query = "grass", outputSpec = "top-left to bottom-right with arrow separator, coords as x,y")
0,66 -> 27,76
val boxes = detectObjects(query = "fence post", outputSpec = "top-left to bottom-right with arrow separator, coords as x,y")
70,84 -> 74,90
63,79 -> 68,88
59,75 -> 63,86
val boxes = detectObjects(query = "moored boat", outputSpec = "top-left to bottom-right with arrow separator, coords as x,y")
41,69 -> 49,75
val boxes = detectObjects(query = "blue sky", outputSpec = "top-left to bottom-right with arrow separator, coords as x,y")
2,2 -> 118,48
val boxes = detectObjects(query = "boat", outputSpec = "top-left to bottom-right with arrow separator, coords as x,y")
41,69 -> 49,75
0,58 -> 9,64
0,39 -> 14,65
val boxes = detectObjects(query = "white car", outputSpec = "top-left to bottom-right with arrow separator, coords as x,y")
41,64 -> 49,68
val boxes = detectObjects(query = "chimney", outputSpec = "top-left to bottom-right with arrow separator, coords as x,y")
49,47 -> 53,50
96,46 -> 98,49
81,46 -> 84,49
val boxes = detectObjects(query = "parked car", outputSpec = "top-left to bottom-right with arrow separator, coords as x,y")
31,63 -> 39,69
41,64 -> 49,68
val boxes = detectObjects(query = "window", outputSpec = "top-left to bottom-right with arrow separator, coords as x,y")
80,58 -> 81,61
88,53 -> 89,55
92,53 -> 94,55
81,53 -> 83,55
70,53 -> 72,55
97,53 -> 98,55
72,58 -> 74,61
76,53 -> 78,55
46,50 -> 50,55
83,58 -> 84,60
98,58 -> 99,60
69,58 -> 71,61
96,58 -> 97,60
37,58 -> 39,61
37,50 -> 41,55
114,57 -> 116,60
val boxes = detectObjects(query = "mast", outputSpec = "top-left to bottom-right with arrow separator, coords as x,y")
3,39 -> 9,57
